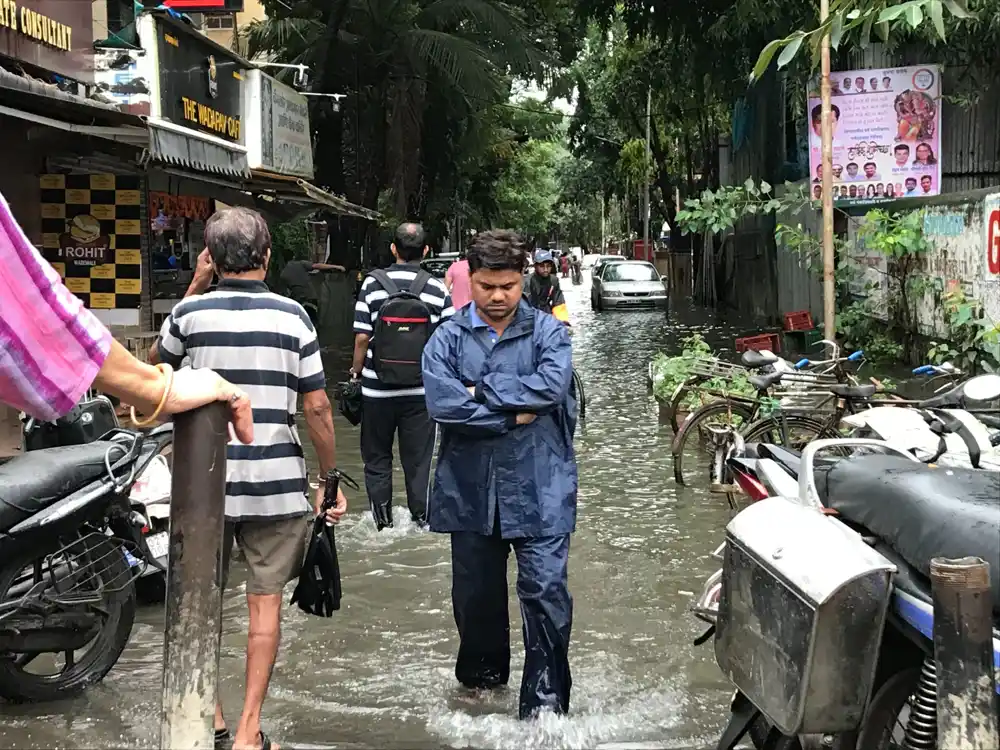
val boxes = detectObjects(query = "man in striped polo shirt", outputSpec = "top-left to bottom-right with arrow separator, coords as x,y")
154,207 -> 346,750
351,223 -> 454,528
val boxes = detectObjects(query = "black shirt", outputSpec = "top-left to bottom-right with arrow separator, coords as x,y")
280,260 -> 315,303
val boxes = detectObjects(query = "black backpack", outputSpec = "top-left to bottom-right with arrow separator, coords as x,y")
369,269 -> 436,387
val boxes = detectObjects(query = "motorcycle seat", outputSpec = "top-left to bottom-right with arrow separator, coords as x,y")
828,383 -> 877,400
757,443 -> 802,478
740,350 -> 777,370
0,442 -> 121,532
818,455 -> 1000,609
876,542 -> 1000,624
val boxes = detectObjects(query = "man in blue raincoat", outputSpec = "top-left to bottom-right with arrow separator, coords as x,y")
422,229 -> 577,720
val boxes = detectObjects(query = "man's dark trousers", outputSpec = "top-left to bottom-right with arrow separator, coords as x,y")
361,397 -> 434,525
451,523 -> 573,719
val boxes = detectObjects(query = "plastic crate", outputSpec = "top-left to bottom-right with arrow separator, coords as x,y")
783,310 -> 814,332
735,333 -> 781,354
785,328 -> 824,355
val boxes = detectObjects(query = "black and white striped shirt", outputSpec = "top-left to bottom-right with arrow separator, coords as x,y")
353,262 -> 454,399
157,278 -> 326,522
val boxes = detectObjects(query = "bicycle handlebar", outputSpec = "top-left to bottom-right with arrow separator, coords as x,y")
913,363 -> 961,376
793,350 -> 864,370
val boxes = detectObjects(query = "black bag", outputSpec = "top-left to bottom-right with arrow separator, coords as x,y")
290,469 -> 359,618
369,269 -> 435,387
338,378 -> 362,426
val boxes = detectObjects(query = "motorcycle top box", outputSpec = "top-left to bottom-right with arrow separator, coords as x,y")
715,497 -> 897,736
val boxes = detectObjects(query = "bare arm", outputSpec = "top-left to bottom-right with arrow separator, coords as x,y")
352,333 -> 370,376
95,339 -> 166,413
313,263 -> 346,272
303,389 -> 336,474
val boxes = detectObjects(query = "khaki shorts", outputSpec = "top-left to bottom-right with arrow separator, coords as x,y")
222,515 -> 310,595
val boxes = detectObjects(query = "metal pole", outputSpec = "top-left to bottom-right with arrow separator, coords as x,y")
930,556 -> 998,750
160,402 -> 229,750
643,84 -> 652,263
820,0 -> 836,341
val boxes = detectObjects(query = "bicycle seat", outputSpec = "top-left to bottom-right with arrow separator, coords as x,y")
749,371 -> 783,392
741,350 -> 778,369
828,384 -> 877,400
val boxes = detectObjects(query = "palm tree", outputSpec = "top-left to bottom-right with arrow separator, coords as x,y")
241,0 -> 548,217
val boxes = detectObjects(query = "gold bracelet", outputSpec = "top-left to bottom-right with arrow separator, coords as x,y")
131,363 -> 174,428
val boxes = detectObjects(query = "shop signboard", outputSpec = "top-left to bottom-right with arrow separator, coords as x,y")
807,65 -> 941,207
148,15 -> 245,143
0,0 -> 95,82
40,174 -> 143,310
142,0 -> 244,11
245,70 -> 314,179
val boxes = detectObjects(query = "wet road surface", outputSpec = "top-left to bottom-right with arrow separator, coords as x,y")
0,276 -> 751,749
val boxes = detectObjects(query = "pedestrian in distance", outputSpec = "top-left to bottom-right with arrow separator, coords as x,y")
351,222 -> 454,529
279,257 -> 346,325
152,206 -> 346,750
421,229 -> 578,720
524,249 -> 570,324
444,251 -> 472,309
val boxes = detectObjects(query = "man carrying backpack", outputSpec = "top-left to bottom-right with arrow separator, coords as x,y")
352,223 -> 454,529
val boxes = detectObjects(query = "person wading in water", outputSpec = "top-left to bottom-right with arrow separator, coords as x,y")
522,249 -> 569,324
421,230 -> 577,720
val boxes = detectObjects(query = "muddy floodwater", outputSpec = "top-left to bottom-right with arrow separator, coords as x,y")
0,278 -> 753,749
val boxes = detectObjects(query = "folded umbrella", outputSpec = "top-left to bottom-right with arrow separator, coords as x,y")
290,469 -> 359,617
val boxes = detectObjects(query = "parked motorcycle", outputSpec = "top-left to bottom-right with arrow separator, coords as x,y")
0,426 -> 170,701
843,367 -> 1000,470
693,435 -> 1000,750
20,394 -> 172,604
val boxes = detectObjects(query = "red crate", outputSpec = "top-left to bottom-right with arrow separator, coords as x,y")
783,310 -> 814,332
735,333 -> 781,354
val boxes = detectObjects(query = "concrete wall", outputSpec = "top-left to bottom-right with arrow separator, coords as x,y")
846,188 -> 1000,338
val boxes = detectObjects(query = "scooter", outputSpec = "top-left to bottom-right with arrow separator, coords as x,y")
0,426 -> 170,702
20,393 -> 172,603
842,365 -> 1000,471
693,434 -> 1000,750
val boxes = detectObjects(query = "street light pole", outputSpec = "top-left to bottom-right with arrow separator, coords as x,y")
820,0 -> 836,341
643,84 -> 652,262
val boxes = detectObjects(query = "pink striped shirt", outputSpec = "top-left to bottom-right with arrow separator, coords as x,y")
0,190 -> 112,421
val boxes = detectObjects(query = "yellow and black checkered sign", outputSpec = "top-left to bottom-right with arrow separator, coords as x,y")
40,174 -> 143,309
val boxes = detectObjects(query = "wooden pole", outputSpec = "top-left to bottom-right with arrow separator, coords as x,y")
931,557 -> 998,750
643,84 -> 652,263
160,402 -> 228,750
820,0 -> 836,341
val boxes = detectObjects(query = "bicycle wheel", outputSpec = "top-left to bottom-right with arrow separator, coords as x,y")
740,414 -> 839,450
671,400 -> 754,486
668,375 -> 707,434
571,368 -> 586,420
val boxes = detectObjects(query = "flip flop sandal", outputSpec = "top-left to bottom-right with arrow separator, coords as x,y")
215,729 -> 231,749
258,731 -> 273,750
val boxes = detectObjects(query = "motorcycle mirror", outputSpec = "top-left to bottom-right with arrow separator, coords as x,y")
962,374 -> 1000,402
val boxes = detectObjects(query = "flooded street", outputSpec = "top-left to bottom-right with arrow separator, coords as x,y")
0,278 -> 750,749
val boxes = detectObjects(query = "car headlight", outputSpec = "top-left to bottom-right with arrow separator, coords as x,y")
604,291 -> 623,297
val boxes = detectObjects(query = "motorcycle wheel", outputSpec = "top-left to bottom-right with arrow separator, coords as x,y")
854,667 -> 920,750
0,535 -> 137,702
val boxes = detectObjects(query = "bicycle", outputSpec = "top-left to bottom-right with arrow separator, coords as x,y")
737,349 -> 880,449
670,346 -> 862,486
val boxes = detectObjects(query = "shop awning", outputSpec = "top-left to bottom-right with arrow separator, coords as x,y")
293,180 -> 381,221
145,117 -> 250,180
245,170 -> 380,221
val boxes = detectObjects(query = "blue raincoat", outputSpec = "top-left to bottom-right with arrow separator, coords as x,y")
422,299 -> 577,718
421,300 -> 578,538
